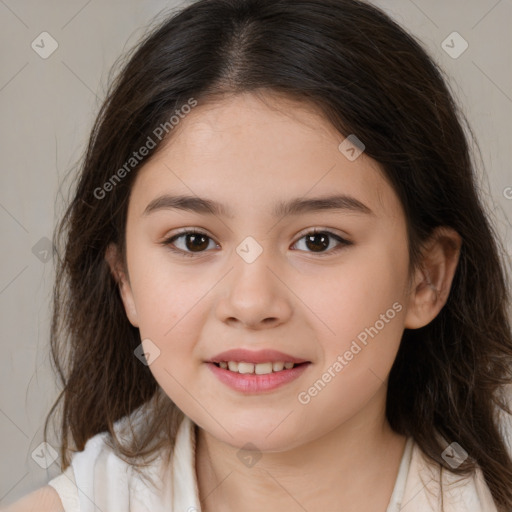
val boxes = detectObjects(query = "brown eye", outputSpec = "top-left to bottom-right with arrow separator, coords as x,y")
183,233 -> 210,252
304,232 -> 330,252
292,229 -> 352,255
162,230 -> 217,257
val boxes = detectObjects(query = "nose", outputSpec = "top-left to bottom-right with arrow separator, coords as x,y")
215,248 -> 293,330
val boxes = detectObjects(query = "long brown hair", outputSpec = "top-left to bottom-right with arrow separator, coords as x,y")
45,0 -> 512,509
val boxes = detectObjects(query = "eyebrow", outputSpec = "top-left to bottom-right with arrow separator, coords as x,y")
142,193 -> 374,218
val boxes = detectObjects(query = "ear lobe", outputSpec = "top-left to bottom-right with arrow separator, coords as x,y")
404,226 -> 462,330
105,243 -> 139,328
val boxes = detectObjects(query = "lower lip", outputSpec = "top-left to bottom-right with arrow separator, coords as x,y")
206,362 -> 310,393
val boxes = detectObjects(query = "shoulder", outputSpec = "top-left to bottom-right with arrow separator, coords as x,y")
49,408 -> 184,512
401,440 -> 499,512
0,485 -> 64,512
3,427 -> 143,512
3,410 -> 194,512
50,429 -> 145,511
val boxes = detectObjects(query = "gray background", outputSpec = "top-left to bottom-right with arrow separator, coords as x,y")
1,0 -> 511,506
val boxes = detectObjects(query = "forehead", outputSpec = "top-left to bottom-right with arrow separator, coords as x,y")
129,92 -> 402,221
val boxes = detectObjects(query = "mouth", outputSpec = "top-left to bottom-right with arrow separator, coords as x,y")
205,348 -> 311,392
206,360 -> 311,393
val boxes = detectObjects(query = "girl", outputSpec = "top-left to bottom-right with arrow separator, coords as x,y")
5,0 -> 512,510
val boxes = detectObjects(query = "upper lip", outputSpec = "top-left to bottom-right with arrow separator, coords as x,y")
207,349 -> 310,364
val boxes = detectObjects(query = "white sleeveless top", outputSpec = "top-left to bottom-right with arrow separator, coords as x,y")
47,414 -> 498,511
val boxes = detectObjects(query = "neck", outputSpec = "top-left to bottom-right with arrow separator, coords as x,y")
194,389 -> 408,512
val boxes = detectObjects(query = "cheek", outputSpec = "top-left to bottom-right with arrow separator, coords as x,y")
130,258 -> 207,407
297,269 -> 406,430
305,241 -> 408,389
126,242 -> 215,375
127,239 -> 205,338
312,247 -> 407,337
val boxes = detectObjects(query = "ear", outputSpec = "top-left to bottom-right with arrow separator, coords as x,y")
105,242 -> 139,328
404,226 -> 462,329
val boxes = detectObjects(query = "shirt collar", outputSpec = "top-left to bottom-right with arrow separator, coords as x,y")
171,415 -> 202,511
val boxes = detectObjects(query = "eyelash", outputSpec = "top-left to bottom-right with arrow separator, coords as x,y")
161,228 -> 352,258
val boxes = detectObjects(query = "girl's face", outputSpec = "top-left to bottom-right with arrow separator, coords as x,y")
111,91 -> 421,451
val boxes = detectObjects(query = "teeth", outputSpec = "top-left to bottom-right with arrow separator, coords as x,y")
272,362 -> 284,372
238,362 -> 254,374
217,361 -> 299,374
255,362 -> 273,375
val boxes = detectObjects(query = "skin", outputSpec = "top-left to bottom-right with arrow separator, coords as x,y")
101,90 -> 462,512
